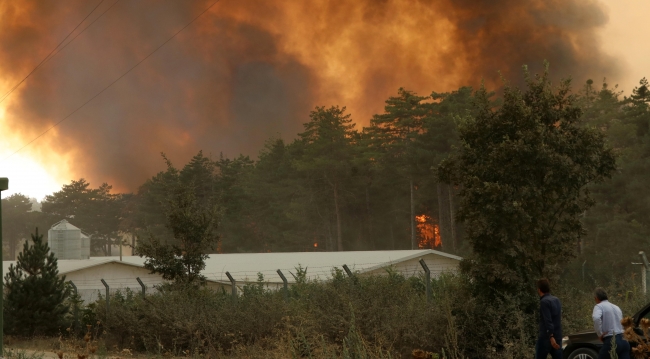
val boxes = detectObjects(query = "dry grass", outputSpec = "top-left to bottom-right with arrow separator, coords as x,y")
7,270 -> 649,359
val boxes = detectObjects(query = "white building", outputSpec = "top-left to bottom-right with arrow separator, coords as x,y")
2,249 -> 461,302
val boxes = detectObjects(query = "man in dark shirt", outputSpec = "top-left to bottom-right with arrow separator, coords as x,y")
536,278 -> 562,359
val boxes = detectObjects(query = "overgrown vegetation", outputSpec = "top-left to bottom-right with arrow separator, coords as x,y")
8,269 -> 627,359
3,66 -> 650,358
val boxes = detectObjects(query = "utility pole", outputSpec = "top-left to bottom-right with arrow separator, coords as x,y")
0,177 -> 9,357
639,251 -> 650,294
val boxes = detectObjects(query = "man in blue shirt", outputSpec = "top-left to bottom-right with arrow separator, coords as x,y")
536,278 -> 562,359
592,287 -> 630,359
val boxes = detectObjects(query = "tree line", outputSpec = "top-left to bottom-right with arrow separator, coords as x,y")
2,71 -> 649,283
2,66 -> 649,353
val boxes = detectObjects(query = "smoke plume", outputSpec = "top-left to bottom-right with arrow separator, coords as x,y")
0,0 -> 618,192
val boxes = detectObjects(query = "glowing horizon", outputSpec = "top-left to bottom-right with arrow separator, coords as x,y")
0,0 -> 647,200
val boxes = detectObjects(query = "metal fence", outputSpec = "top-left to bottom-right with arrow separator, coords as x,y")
68,260 -> 437,329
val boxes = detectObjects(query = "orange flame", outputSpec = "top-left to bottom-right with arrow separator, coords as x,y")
416,214 -> 441,249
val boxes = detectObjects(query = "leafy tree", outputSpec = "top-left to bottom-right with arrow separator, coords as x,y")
4,228 -> 69,336
126,151 -> 220,249
42,179 -> 125,255
136,156 -> 220,285
1,193 -> 33,260
440,66 -> 616,300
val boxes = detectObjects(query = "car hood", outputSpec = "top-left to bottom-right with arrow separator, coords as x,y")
568,330 -> 600,346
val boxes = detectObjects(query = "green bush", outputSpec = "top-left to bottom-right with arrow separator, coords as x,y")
87,270 -> 650,358
91,270 -> 451,357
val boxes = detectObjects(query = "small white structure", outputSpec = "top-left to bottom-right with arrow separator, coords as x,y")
48,220 -> 90,260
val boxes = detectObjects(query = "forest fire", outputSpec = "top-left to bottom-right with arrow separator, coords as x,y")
0,0 -> 618,192
416,214 -> 441,249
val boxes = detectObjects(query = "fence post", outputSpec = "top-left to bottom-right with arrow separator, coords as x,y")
101,279 -> 110,316
277,269 -> 289,302
69,281 -> 79,331
136,277 -> 146,299
225,272 -> 237,303
342,264 -> 353,277
419,258 -> 432,303
342,264 -> 358,287
639,252 -> 650,295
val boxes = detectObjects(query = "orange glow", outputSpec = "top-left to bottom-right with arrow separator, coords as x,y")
313,242 -> 318,248
416,214 -> 441,249
216,240 -> 223,254
0,106 -> 72,199
0,1 -> 619,195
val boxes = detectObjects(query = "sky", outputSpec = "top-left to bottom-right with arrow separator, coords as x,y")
0,0 -> 647,201
598,0 -> 649,93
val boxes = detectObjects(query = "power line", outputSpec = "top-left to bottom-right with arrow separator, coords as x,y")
51,0 -> 122,60
0,0 -> 106,105
2,0 -> 220,162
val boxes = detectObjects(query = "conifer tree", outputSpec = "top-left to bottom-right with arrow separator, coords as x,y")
4,228 -> 69,336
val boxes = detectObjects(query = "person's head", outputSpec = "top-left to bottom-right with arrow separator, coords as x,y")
537,278 -> 551,296
594,287 -> 608,303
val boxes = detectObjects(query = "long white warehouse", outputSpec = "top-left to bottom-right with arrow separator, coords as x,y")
2,249 -> 461,302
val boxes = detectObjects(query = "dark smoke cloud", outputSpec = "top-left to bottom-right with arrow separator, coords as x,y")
0,0 -> 619,192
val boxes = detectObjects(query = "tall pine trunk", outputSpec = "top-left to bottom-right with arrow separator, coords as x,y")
437,183 -> 451,251
448,185 -> 457,252
410,179 -> 416,250
366,187 -> 374,249
326,213 -> 334,251
334,183 -> 343,251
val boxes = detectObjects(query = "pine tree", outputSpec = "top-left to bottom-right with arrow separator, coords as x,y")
367,88 -> 429,250
4,228 -> 69,336
296,106 -> 358,251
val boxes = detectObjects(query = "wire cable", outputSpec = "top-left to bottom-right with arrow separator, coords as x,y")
51,0 -> 122,60
0,0 -> 106,105
1,0 -> 220,162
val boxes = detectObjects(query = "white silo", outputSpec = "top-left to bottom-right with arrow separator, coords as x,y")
80,232 -> 91,259
48,219 -> 86,260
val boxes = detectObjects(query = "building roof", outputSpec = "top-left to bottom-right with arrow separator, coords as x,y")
2,257 -> 138,278
49,219 -> 81,231
191,249 -> 461,284
2,249 -> 461,285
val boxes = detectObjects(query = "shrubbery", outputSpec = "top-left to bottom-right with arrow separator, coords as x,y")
92,271 -> 449,357
75,268 -> 646,359
3,266 -> 647,358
